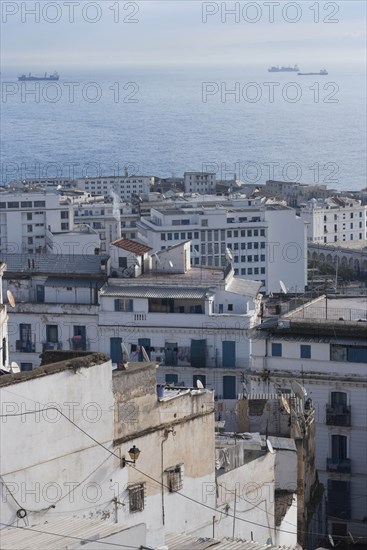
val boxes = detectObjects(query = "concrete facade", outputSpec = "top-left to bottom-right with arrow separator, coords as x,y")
249,296 -> 367,543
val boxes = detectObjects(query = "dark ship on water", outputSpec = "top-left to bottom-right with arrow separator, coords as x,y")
268,64 -> 299,72
18,71 -> 59,82
297,69 -> 328,76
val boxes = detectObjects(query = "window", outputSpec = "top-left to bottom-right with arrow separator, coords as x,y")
193,374 -> 206,387
61,223 -> 69,230
46,325 -> 58,343
166,465 -> 183,492
7,202 -> 20,208
165,374 -> 178,385
128,484 -> 145,513
20,363 -> 33,372
27,225 -> 33,232
118,257 -> 128,268
228,304 -> 233,311
34,201 -> 46,207
21,201 -> 32,208
26,212 -> 32,220
114,299 -> 133,312
271,343 -> 282,357
161,233 -> 166,241
201,219 -> 208,227
300,345 -> 311,359
223,375 -> 236,399
61,211 -> 69,219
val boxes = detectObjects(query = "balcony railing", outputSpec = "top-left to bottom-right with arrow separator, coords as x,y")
326,404 -> 351,427
42,341 -> 63,352
326,458 -> 351,474
16,340 -> 36,353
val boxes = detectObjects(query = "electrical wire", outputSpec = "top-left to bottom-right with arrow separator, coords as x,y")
1,406 -> 367,541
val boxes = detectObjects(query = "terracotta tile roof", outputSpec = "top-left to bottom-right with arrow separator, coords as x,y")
111,238 -> 152,255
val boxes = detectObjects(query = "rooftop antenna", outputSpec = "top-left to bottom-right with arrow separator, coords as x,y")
196,379 -> 204,389
6,290 -> 16,308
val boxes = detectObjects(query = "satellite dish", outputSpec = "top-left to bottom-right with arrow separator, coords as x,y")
348,530 -> 355,544
225,247 -> 233,262
141,346 -> 150,362
10,362 -> 20,373
196,379 -> 204,389
168,260 -> 173,268
328,534 -> 335,547
266,439 -> 275,454
120,342 -> 130,362
280,395 -> 291,414
7,290 -> 16,308
279,280 -> 287,294
56,185 -> 62,190
290,408 -> 302,435
291,380 -> 307,399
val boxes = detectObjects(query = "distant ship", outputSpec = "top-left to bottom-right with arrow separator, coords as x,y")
18,71 -> 59,82
297,69 -> 328,76
268,65 -> 299,72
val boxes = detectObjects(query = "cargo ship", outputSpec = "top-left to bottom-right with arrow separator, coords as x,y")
297,69 -> 328,76
268,65 -> 299,72
18,71 -> 59,82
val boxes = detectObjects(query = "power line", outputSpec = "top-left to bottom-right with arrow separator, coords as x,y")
1,406 -> 366,541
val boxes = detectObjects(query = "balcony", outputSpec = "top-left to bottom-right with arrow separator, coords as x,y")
326,458 -> 351,474
42,341 -> 63,352
70,336 -> 88,352
15,340 -> 36,353
326,404 -> 351,427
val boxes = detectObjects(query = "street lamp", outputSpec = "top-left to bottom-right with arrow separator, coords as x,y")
121,445 -> 141,468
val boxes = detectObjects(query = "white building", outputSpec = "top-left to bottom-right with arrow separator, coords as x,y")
2,252 -> 107,370
184,172 -> 216,194
3,242 -> 261,391
0,262 -> 9,370
249,295 -> 367,544
75,175 -> 154,202
0,190 -> 73,254
137,198 -> 307,294
0,352 -> 216,548
300,197 -> 367,244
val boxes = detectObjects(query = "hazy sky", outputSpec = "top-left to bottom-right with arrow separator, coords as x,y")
1,1 -> 365,70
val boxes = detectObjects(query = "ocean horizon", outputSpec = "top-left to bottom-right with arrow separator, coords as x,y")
1,65 -> 366,190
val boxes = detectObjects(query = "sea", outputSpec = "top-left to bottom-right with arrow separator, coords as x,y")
1,66 -> 366,191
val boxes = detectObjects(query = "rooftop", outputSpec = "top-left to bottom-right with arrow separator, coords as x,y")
0,517 -> 135,550
0,352 -> 109,388
1,253 -> 108,276
111,237 -> 152,255
165,532 -> 298,549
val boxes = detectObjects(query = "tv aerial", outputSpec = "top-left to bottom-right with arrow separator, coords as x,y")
6,290 -> 16,308
266,439 -> 275,454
